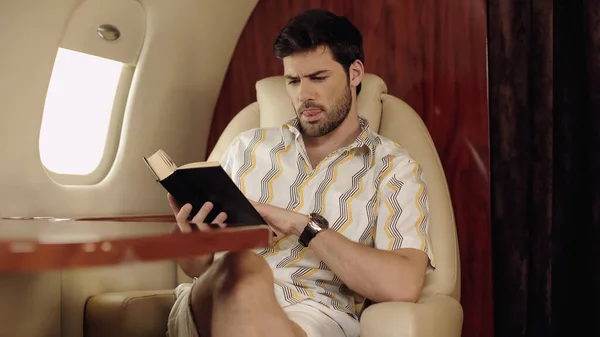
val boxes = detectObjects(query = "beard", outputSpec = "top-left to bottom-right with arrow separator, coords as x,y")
296,83 -> 352,137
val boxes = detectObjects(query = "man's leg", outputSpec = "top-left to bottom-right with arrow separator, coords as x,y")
189,250 -> 307,337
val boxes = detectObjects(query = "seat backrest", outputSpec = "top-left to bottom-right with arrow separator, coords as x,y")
206,74 -> 460,301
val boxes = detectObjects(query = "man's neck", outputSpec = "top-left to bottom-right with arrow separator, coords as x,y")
303,113 -> 362,168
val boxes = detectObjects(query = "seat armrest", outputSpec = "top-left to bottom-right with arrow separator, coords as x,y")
84,289 -> 175,337
360,294 -> 463,337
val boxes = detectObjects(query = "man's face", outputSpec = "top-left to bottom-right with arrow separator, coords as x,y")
283,46 -> 353,137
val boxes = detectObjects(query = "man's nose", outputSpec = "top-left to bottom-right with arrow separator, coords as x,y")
298,81 -> 316,102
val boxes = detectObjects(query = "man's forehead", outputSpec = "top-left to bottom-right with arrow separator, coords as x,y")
283,49 -> 339,77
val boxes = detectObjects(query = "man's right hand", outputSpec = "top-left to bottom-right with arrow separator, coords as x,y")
168,193 -> 228,278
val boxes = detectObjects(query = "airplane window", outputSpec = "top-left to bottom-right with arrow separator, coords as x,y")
39,47 -> 123,176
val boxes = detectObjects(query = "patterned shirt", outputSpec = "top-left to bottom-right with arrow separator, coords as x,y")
219,116 -> 435,321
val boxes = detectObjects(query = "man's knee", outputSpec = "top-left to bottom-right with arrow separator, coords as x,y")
188,251 -> 271,335
212,250 -> 273,296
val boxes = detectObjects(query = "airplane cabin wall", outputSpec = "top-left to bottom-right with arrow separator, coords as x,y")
0,0 -> 258,336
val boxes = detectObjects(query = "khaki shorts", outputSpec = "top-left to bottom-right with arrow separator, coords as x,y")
166,283 -> 355,337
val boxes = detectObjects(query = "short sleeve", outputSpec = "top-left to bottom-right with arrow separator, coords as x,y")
375,156 -> 435,267
219,134 -> 241,177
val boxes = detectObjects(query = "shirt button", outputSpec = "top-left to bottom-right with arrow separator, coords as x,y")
307,181 -> 313,187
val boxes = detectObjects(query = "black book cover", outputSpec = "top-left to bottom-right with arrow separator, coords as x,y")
144,150 -> 266,227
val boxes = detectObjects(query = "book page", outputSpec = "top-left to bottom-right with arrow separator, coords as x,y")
144,149 -> 177,180
178,161 -> 221,169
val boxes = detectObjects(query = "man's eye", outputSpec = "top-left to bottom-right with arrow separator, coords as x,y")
312,77 -> 326,81
287,80 -> 299,85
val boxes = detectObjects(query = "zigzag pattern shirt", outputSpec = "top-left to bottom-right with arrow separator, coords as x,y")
219,116 -> 435,321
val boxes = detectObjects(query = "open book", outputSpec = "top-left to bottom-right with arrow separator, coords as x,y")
143,149 -> 266,227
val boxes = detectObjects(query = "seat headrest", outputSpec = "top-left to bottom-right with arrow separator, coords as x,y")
255,73 -> 388,131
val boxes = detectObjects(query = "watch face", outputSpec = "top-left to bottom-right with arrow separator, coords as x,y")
310,213 -> 329,229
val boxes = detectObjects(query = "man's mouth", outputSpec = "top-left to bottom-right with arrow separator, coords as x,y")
302,108 -> 323,117
301,108 -> 323,122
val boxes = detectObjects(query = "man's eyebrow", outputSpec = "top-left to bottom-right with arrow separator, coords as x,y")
284,70 -> 331,80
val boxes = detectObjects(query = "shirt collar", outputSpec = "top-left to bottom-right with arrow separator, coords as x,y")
281,115 -> 379,164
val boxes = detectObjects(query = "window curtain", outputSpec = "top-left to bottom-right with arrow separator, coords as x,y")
487,0 -> 600,336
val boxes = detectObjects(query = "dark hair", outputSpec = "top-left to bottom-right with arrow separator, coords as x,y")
273,9 -> 364,95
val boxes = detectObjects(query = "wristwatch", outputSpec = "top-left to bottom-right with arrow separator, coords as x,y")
298,213 -> 329,247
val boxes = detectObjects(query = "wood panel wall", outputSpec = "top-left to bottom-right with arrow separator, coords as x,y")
207,1 -> 492,336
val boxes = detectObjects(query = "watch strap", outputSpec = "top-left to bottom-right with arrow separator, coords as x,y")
299,225 -> 316,247
298,213 -> 328,247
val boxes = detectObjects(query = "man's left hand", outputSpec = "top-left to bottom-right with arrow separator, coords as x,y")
250,201 -> 308,238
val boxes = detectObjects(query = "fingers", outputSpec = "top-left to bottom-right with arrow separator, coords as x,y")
168,193 -> 189,234
212,212 -> 228,228
196,210 -> 227,230
195,222 -> 212,231
167,193 -> 181,213
191,201 -> 213,225
169,193 -> 195,233
168,193 -> 228,233
175,203 -> 193,233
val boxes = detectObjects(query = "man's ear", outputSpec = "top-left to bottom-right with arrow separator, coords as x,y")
349,59 -> 364,88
